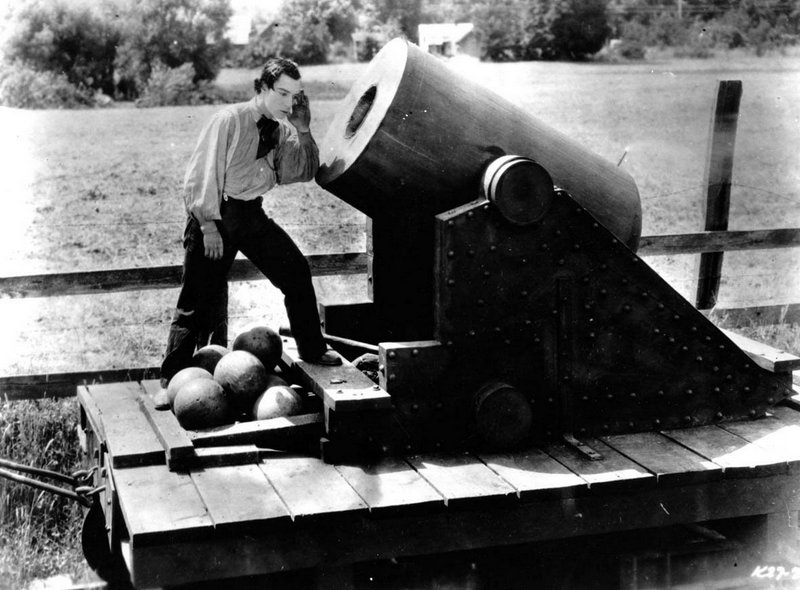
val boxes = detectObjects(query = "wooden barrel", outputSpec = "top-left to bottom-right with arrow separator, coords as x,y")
316,39 -> 642,250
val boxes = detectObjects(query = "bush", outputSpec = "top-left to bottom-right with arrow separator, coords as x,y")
135,62 -> 227,107
2,0 -> 118,96
114,0 -> 232,99
0,62 -> 93,109
618,40 -> 646,60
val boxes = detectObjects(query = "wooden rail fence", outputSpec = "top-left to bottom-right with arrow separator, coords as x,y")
2,80 -> 798,401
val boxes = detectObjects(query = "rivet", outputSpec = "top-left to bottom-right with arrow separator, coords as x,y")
389,374 -> 397,381
668,337 -> 675,343
674,315 -> 680,321
607,393 -> 614,400
628,421 -> 635,428
534,337 -> 541,343
623,304 -> 631,312
546,431 -> 553,437
714,387 -> 720,393
494,326 -> 501,333
658,390 -> 665,396
558,259 -> 565,265
551,309 -> 558,315
744,363 -> 751,370
682,346 -> 689,352
654,419 -> 661,426
654,328 -> 660,334
581,395 -> 589,402
585,303 -> 592,310
749,409 -> 757,418
548,397 -> 554,404
562,375 -> 570,382
573,244 -> 581,250
579,427 -> 587,434
411,348 -> 419,356
435,402 -> 443,410
540,243 -> 549,250
555,230 -> 562,236
686,389 -> 694,395
767,397 -> 774,404
582,276 -> 590,283
600,289 -> 607,295
621,278 -> 628,284
489,245 -> 496,251
468,330 -> 476,337
684,415 -> 692,422
719,344 -> 725,350
691,326 -> 697,332
388,351 -> 397,359
715,412 -> 723,420
505,339 -> 511,345
467,211 -> 474,219
726,374 -> 733,380
484,271 -> 490,277
658,303 -> 665,310
447,279 -> 455,286
446,340 -> 454,347
477,299 -> 485,306
575,207 -> 582,214
447,220 -> 455,227
447,250 -> 455,258
592,223 -> 599,228
411,403 -> 419,412
524,319 -> 532,326
589,332 -> 596,339
603,424 -> 610,431
696,356 -> 703,362
744,386 -> 750,392
521,258 -> 528,264
641,291 -> 648,298
600,264 -> 608,270
521,290 -> 529,297
705,336 -> 712,341
379,364 -> 385,372
713,366 -> 719,372
468,249 -> 475,257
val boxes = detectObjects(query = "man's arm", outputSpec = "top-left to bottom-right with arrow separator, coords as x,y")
275,91 -> 320,183
183,111 -> 233,259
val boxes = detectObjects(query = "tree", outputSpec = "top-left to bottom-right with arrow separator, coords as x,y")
112,0 -> 231,98
2,0 -> 119,95
546,0 -> 611,59
468,0 -> 529,61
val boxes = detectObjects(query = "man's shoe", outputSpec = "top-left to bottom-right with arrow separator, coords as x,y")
152,388 -> 171,410
305,350 -> 342,366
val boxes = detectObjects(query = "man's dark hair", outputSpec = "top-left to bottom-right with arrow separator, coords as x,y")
254,57 -> 301,93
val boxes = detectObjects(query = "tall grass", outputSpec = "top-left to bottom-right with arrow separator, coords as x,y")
0,398 -> 89,589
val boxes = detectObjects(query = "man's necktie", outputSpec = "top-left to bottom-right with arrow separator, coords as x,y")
256,116 -> 279,160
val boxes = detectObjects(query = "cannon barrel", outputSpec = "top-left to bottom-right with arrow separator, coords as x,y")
317,38 -> 642,250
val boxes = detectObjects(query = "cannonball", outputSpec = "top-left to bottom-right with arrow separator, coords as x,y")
192,344 -> 229,374
166,367 -> 213,409
252,385 -> 303,420
232,326 -> 283,372
264,373 -> 289,389
173,378 -> 231,429
213,350 -> 269,412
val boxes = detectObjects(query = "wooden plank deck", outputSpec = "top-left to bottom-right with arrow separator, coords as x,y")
80,381 -> 800,589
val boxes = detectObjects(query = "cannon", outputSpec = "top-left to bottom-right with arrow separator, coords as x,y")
299,39 -> 797,458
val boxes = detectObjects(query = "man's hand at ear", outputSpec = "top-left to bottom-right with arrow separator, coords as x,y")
288,91 -> 311,133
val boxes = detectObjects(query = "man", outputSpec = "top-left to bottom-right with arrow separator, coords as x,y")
161,57 -> 340,389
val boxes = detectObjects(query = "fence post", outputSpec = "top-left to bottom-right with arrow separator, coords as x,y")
695,80 -> 742,310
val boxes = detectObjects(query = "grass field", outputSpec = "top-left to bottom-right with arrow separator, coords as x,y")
1,51 -> 799,587
1,51 -> 798,377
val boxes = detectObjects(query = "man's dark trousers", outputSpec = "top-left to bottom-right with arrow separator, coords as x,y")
161,196 -> 326,382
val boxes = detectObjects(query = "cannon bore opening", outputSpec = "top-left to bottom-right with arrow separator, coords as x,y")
345,85 -> 377,139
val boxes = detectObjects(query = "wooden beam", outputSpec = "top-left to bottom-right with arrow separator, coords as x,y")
695,80 -> 742,309
720,329 -> 800,373
706,303 -> 800,326
0,367 -> 160,401
639,228 -> 800,256
0,253 -> 368,299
